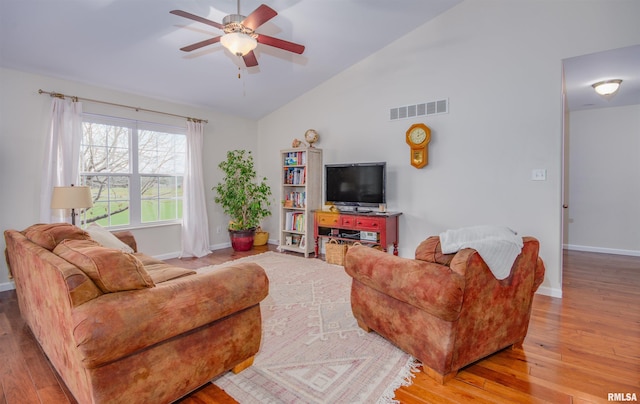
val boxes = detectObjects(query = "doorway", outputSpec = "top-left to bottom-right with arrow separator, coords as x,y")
561,45 -> 640,261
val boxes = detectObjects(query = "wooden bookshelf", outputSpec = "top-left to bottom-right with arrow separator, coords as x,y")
278,148 -> 322,257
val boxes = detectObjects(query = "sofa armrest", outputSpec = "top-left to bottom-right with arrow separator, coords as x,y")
112,231 -> 137,252
4,247 -> 13,279
71,262 -> 268,369
533,257 -> 545,292
415,236 -> 456,266
420,236 -> 544,283
345,246 -> 464,321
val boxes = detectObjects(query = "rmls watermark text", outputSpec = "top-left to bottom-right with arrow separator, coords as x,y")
608,393 -> 637,402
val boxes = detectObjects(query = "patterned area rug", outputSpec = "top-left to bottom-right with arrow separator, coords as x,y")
198,251 -> 416,404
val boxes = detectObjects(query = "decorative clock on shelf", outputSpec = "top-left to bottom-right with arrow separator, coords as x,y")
405,123 -> 431,168
304,129 -> 319,147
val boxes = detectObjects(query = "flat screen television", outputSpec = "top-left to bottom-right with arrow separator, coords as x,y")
325,162 -> 386,210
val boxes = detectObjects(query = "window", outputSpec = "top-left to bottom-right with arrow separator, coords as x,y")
80,114 -> 185,227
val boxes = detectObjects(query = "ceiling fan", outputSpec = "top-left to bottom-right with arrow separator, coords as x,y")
170,1 -> 305,67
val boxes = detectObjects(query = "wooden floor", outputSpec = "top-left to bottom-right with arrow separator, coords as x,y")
1,247 -> 638,403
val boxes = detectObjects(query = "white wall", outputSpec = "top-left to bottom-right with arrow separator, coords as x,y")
257,0 -> 640,297
566,105 -> 640,255
0,67 -> 257,290
3,1 -> 638,295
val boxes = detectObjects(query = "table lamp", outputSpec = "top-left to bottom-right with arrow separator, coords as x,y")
51,185 -> 93,226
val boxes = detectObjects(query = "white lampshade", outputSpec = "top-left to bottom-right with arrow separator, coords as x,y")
51,186 -> 93,209
592,79 -> 622,96
220,32 -> 257,56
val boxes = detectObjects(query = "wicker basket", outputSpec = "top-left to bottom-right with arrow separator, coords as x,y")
349,242 -> 363,250
253,231 -> 269,246
325,239 -> 348,265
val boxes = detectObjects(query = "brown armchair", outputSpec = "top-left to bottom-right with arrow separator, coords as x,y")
344,235 -> 545,384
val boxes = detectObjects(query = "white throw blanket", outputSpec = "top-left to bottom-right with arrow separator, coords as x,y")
439,226 -> 523,280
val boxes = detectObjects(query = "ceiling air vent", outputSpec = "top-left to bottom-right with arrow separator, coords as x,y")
389,98 -> 448,121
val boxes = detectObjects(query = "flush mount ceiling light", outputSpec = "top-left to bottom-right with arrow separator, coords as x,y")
592,79 -> 623,96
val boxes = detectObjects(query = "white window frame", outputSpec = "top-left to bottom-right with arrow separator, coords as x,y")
79,113 -> 186,229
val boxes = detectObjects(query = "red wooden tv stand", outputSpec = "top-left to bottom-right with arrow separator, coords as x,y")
313,210 -> 402,257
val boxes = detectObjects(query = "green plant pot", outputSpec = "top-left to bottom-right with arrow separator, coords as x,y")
229,228 -> 256,251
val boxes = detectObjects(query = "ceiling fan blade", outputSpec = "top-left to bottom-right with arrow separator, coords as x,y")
180,37 -> 221,52
243,51 -> 259,67
257,35 -> 305,54
242,4 -> 277,30
170,10 -> 224,30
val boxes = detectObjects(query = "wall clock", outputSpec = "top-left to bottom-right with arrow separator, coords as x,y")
405,123 -> 431,168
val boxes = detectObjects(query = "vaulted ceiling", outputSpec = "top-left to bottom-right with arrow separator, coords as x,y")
0,0 -> 462,119
1,1 -> 638,119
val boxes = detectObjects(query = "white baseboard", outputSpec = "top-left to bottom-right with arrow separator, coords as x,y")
211,241 -> 232,250
564,244 -> 640,257
0,281 -> 15,292
536,285 -> 562,298
151,242 -> 233,260
152,251 -> 181,260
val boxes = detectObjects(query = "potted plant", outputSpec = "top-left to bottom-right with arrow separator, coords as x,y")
213,150 -> 272,251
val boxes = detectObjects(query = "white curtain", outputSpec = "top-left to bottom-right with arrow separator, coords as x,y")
40,97 -> 83,223
180,120 -> 211,257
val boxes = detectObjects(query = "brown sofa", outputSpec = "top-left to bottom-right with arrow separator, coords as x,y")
344,235 -> 545,384
4,223 -> 268,404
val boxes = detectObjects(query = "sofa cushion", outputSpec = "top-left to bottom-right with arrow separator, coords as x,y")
86,224 -> 134,253
24,223 -> 91,251
133,253 -> 196,283
144,264 -> 196,283
54,239 -> 155,293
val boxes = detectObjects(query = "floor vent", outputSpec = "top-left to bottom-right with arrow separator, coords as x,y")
390,98 -> 448,121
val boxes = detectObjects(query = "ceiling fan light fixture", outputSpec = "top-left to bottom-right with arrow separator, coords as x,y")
221,32 -> 257,56
592,79 -> 622,96
171,3 -> 303,68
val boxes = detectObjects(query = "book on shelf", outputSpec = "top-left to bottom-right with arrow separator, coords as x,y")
284,212 -> 305,232
283,151 -> 307,166
284,191 -> 306,208
283,166 -> 306,185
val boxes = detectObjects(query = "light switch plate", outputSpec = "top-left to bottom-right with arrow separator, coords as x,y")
531,169 -> 547,181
